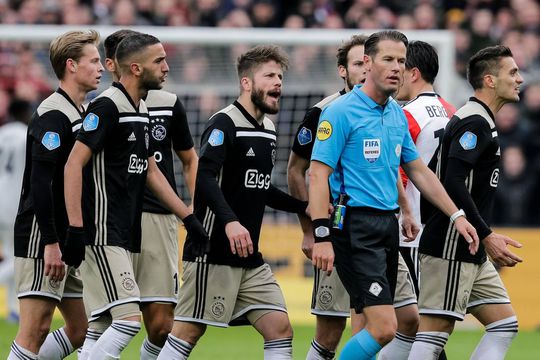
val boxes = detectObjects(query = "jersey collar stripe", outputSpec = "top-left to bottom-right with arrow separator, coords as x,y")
72,123 -> 82,132
236,131 -> 276,140
149,110 -> 173,117
118,116 -> 149,124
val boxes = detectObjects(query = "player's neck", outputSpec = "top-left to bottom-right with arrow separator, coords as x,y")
361,81 -> 390,105
474,89 -> 505,115
237,95 -> 265,123
410,83 -> 435,98
119,77 -> 145,107
58,80 -> 86,110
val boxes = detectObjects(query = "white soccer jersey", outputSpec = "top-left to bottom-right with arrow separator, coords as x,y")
399,92 -> 455,247
0,122 -> 27,227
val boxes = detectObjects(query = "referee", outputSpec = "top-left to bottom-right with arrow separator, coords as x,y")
308,30 -> 479,360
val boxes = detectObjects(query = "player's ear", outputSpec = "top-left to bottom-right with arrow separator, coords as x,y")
130,62 -> 142,76
337,65 -> 347,79
484,74 -> 496,89
240,76 -> 251,92
67,59 -> 77,73
363,54 -> 372,71
105,58 -> 116,73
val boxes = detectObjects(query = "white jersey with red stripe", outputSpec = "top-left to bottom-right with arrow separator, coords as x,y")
399,92 -> 455,247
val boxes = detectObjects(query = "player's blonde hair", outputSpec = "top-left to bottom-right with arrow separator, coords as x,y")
49,30 -> 100,80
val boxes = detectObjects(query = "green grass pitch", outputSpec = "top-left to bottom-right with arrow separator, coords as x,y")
1,319 -> 538,359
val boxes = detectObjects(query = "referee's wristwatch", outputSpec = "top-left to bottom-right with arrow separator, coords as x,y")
313,218 -> 331,243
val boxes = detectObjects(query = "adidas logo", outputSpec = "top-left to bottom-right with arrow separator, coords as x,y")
246,147 -> 255,157
128,132 -> 136,141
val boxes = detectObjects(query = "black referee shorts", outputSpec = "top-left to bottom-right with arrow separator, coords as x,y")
332,207 -> 399,313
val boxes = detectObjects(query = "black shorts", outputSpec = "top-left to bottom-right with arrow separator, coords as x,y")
332,207 -> 399,313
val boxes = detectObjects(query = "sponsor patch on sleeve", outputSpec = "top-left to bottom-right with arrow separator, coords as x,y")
208,129 -> 224,146
41,131 -> 61,151
297,127 -> 312,145
316,120 -> 332,141
459,131 -> 477,150
82,113 -> 99,131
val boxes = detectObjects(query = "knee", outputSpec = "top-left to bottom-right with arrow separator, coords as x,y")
315,316 -> 346,349
367,318 -> 397,346
171,321 -> 206,345
146,317 -> 173,343
397,308 -> 419,337
65,323 -> 88,348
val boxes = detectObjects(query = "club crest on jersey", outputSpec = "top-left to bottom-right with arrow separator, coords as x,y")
317,121 -> 332,141
208,129 -> 224,146
152,124 -> 166,141
363,139 -> 381,163
459,131 -> 477,150
82,113 -> 99,131
41,131 -> 60,151
297,127 -> 312,145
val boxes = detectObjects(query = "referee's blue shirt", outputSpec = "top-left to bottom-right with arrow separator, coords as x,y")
311,85 -> 419,210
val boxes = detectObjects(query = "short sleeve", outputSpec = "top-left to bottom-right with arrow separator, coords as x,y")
29,110 -> 70,163
291,107 -> 321,160
311,104 -> 349,170
448,116 -> 491,165
77,97 -> 118,153
171,97 -> 194,151
199,113 -> 236,166
400,127 -> 420,164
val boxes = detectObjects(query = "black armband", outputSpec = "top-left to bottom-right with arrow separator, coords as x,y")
312,218 -> 331,243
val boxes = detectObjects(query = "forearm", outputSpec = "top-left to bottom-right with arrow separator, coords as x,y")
267,185 -> 307,214
178,148 -> 198,201
64,163 -> 84,227
404,159 -> 458,217
147,166 -> 191,220
287,155 -> 311,233
31,160 -> 58,244
308,163 -> 331,220
444,158 -> 492,240
396,173 -> 412,215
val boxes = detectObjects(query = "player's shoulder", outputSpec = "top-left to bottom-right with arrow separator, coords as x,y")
37,91 -> 80,123
145,89 -> 178,108
313,91 -> 343,110
453,98 -> 495,129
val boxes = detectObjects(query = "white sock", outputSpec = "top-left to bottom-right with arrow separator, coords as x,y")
264,337 -> 293,360
39,327 -> 74,359
379,332 -> 415,360
307,339 -> 335,360
8,341 -> 38,360
141,337 -> 162,360
157,334 -> 193,359
88,320 -> 141,360
78,328 -> 103,360
471,316 -> 518,360
408,332 -> 449,360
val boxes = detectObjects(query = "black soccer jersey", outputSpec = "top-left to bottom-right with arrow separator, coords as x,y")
291,90 -> 345,160
77,82 -> 151,252
420,98 -> 500,264
142,90 -> 194,214
14,89 -> 83,258
182,101 -> 279,268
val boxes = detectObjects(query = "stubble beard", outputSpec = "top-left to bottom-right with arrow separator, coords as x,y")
251,87 -> 279,115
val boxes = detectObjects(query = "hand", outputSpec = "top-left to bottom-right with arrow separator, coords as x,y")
183,214 -> 210,257
62,226 -> 86,268
301,232 -> 315,260
44,243 -> 66,282
454,217 -> 479,255
225,221 -> 253,258
312,242 -> 334,274
400,211 -> 420,242
483,232 -> 523,267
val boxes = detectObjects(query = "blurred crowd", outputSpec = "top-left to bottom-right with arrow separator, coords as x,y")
0,0 -> 539,225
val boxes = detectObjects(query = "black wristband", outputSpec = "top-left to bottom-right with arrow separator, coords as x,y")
312,218 -> 331,243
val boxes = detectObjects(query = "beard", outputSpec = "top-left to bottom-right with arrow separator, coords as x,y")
251,87 -> 279,115
141,71 -> 163,91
